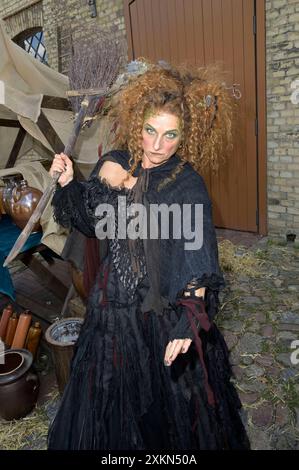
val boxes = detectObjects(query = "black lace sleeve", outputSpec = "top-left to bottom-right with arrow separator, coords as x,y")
51,151 -> 128,238
51,176 -> 111,238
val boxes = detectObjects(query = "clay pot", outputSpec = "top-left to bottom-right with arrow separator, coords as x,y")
9,180 -> 42,232
0,349 -> 40,420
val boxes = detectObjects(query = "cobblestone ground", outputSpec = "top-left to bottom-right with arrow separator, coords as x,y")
217,238 -> 299,450
1,238 -> 298,450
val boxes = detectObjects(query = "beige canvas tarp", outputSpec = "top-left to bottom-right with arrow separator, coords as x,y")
0,19 -> 114,170
0,19 -> 68,123
0,20 -> 114,255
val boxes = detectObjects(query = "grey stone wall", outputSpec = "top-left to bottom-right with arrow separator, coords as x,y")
0,0 -> 127,72
266,0 -> 299,238
1,1 -> 43,38
42,0 -> 127,74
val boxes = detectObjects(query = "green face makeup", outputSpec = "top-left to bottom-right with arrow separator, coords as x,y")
143,123 -> 180,140
143,108 -> 182,132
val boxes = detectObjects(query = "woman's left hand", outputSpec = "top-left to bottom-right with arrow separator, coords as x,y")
164,338 -> 192,366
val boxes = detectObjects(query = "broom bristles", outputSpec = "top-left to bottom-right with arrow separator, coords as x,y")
69,26 -> 125,113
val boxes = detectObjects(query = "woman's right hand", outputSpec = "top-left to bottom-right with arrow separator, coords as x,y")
49,153 -> 74,187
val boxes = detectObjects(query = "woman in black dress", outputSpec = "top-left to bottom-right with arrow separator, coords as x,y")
47,63 -> 250,450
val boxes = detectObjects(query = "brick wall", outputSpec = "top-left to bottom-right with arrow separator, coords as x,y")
0,0 -> 127,72
266,0 -> 299,238
1,1 -> 43,38
42,0 -> 127,74
0,0 -> 36,18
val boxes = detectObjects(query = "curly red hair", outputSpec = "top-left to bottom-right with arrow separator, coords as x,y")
109,61 -> 234,177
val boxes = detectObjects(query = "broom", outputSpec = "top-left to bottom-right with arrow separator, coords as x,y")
3,30 -> 147,267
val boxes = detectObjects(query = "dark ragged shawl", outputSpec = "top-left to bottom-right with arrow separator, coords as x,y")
52,150 -> 224,313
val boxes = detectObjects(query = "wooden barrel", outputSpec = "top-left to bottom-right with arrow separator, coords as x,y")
45,318 -> 83,395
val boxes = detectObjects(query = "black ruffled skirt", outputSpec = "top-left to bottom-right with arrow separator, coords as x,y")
47,255 -> 250,450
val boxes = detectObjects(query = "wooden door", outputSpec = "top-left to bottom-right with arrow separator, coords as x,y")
124,0 -> 259,232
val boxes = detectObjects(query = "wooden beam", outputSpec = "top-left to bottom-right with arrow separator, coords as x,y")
15,292 -> 58,324
66,87 -> 108,97
36,109 -> 65,154
5,127 -> 27,168
37,110 -> 86,181
18,250 -> 69,302
41,95 -> 72,111
0,119 -> 20,128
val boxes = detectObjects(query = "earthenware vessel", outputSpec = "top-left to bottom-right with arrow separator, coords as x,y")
0,349 -> 39,420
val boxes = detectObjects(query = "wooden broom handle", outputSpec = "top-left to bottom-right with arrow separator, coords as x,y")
3,96 -> 96,267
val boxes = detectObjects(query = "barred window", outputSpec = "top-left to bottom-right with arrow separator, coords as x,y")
14,28 -> 48,65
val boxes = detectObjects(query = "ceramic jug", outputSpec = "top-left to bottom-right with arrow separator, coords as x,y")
9,179 -> 42,232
